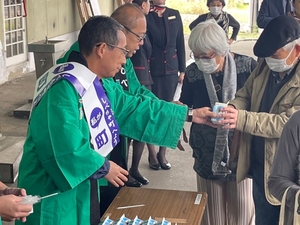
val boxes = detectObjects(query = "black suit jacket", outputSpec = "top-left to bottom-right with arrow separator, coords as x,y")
130,35 -> 153,85
147,8 -> 186,77
257,0 -> 291,28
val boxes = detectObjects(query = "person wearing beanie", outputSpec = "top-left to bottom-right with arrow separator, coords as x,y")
218,15 -> 300,225
189,0 -> 240,44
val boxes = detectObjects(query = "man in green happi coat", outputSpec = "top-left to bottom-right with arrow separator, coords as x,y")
17,16 -> 129,225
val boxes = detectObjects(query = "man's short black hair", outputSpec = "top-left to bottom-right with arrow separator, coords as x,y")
78,16 -> 124,56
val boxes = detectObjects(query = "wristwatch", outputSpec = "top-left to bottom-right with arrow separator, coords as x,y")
187,108 -> 193,122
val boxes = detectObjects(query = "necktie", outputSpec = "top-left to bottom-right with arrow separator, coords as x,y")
286,0 -> 291,14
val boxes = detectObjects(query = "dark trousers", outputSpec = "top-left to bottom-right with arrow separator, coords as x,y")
99,136 -> 128,217
100,184 -> 122,217
252,165 -> 280,225
90,179 -> 101,225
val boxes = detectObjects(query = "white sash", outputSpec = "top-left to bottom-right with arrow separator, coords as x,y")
32,62 -> 120,157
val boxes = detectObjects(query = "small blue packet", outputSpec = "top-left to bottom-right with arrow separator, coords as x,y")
140,216 -> 157,225
211,102 -> 228,124
156,217 -> 171,225
113,214 -> 131,225
127,216 -> 143,225
99,216 -> 114,225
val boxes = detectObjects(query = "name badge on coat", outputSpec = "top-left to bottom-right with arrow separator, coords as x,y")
168,15 -> 176,20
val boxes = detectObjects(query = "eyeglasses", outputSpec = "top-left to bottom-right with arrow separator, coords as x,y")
190,52 -> 216,60
123,25 -> 147,42
95,42 -> 129,56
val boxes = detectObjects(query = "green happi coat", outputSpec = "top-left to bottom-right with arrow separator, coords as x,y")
17,79 -> 106,225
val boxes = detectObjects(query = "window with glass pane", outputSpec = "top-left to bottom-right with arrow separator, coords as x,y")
3,1 -> 25,58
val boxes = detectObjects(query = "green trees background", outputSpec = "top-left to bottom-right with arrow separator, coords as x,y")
166,0 -> 248,14
166,0 -> 259,39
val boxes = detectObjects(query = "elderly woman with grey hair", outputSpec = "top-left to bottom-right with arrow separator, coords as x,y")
179,19 -> 257,225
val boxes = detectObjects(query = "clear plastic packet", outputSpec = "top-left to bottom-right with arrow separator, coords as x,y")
20,195 -> 41,205
20,192 -> 59,205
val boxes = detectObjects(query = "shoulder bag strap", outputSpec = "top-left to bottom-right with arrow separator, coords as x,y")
211,74 -> 222,101
294,190 -> 300,225
279,187 -> 291,225
279,187 -> 300,225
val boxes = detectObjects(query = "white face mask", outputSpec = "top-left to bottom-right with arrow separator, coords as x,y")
209,6 -> 222,16
195,58 -> 220,74
266,47 -> 297,72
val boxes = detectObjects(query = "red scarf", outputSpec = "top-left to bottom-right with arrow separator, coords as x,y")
150,4 -> 166,12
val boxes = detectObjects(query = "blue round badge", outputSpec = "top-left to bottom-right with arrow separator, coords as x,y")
90,107 -> 103,128
53,63 -> 74,74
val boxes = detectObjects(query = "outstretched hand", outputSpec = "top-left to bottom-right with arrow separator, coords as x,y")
219,106 -> 239,129
192,107 -> 218,127
0,195 -> 32,222
104,161 -> 129,187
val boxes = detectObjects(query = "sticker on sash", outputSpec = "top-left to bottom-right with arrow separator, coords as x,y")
168,15 -> 176,20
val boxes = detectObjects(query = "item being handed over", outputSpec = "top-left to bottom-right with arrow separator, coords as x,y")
20,192 -> 58,205
211,102 -> 228,124
218,105 -> 239,129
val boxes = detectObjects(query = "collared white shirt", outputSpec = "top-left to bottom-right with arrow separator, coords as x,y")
283,0 -> 294,14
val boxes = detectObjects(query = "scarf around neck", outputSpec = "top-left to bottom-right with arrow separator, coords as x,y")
199,52 -> 237,176
150,4 -> 166,12
207,11 -> 230,37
